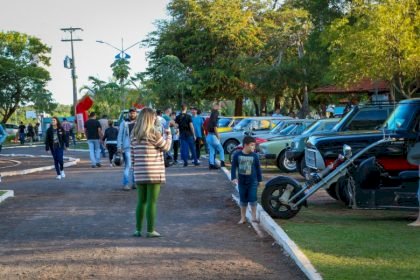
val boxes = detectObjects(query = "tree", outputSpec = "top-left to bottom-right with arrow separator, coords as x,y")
141,55 -> 191,108
0,31 -> 56,123
325,0 -> 419,99
144,0 -> 264,115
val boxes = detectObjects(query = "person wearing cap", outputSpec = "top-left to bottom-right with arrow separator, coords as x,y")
117,107 -> 138,191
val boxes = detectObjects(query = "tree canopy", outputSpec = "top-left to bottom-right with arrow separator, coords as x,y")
0,31 -> 56,123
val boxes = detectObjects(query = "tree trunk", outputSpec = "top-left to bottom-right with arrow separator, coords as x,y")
260,95 -> 267,116
234,96 -> 243,116
274,94 -> 281,111
253,100 -> 260,116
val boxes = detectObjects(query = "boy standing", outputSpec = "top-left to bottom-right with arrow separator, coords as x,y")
231,136 -> 263,224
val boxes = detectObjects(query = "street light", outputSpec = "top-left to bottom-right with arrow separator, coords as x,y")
96,38 -> 141,109
96,38 -> 141,60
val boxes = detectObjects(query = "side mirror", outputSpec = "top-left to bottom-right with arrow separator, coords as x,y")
343,144 -> 352,159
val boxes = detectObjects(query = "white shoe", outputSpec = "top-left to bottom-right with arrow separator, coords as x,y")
56,175 -> 62,180
60,171 -> 66,178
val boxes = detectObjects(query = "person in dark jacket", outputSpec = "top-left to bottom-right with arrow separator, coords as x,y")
103,120 -> 119,166
45,117 -> 66,180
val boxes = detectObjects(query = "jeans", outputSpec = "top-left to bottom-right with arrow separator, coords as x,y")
206,133 -> 225,165
180,135 -> 197,165
122,148 -> 134,186
64,132 -> 70,148
238,182 -> 258,207
19,132 -> 25,145
87,139 -> 101,165
172,140 -> 180,162
195,137 -> 203,159
100,142 -> 106,157
51,146 -> 64,175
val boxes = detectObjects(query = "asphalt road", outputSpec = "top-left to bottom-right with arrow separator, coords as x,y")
0,146 -> 305,280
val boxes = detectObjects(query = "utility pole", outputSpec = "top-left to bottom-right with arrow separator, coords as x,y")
61,27 -> 83,119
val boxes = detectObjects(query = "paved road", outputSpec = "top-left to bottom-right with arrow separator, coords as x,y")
0,147 -> 305,279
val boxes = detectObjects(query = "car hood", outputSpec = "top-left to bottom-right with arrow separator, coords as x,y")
307,130 -> 384,148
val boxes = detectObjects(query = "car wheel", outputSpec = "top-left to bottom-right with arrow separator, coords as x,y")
261,179 -> 302,219
223,139 -> 239,154
277,150 -> 297,172
297,159 -> 307,178
325,183 -> 339,200
335,176 -> 352,206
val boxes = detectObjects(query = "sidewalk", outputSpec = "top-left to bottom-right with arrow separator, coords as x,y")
0,147 -> 305,279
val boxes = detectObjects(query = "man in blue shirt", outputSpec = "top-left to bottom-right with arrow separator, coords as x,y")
191,108 -> 205,160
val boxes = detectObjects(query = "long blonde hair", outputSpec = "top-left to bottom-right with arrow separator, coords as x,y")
132,107 -> 159,143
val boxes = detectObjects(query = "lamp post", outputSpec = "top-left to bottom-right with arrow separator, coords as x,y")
96,39 -> 141,109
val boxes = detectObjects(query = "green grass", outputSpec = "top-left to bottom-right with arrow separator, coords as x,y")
0,191 -> 6,196
277,203 -> 420,280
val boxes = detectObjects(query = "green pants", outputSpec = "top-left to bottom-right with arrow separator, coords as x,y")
136,183 -> 161,233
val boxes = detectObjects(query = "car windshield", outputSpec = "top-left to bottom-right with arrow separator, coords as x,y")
272,124 -> 297,135
384,104 -> 413,130
233,119 -> 252,131
218,118 -> 231,128
302,120 -> 338,136
270,121 -> 290,134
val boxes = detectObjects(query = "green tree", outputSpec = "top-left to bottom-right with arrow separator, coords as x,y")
145,0 -> 264,115
0,31 -> 56,123
325,0 -> 419,99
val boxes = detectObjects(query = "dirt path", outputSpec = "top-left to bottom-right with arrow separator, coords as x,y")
0,147 -> 305,279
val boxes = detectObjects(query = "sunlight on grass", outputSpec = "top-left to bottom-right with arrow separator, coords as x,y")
278,204 -> 420,280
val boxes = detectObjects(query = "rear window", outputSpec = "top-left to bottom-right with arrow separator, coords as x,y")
345,109 -> 390,131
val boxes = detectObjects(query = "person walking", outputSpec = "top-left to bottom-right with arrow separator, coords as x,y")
61,118 -> 72,148
117,107 -> 137,191
85,112 -> 103,168
131,108 -> 172,238
34,123 -> 40,142
98,115 -> 109,157
191,108 -> 205,161
0,124 -> 8,153
103,120 -> 118,167
231,136 -> 263,224
170,112 -> 180,164
18,122 -> 26,145
69,120 -> 77,146
45,117 -> 66,180
175,104 -> 199,167
26,123 -> 35,144
206,109 -> 225,169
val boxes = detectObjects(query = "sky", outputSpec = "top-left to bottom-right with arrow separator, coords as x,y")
0,0 -> 170,105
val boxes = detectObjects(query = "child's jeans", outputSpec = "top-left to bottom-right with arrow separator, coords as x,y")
238,182 -> 258,207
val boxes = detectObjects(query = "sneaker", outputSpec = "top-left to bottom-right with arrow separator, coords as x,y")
122,185 -> 130,191
209,164 -> 220,170
194,162 -> 200,166
197,160 -> 201,164
96,163 -> 101,167
56,175 -> 62,180
183,162 -> 188,167
147,231 -> 162,238
60,171 -> 66,178
110,163 -> 113,167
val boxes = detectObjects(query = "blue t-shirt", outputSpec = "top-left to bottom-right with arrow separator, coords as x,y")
192,116 -> 204,138
231,151 -> 262,185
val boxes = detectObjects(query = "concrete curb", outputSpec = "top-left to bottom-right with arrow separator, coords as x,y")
221,165 -> 322,280
0,154 -> 80,179
0,190 -> 14,203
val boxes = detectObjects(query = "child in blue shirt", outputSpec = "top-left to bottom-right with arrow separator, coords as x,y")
231,136 -> 263,224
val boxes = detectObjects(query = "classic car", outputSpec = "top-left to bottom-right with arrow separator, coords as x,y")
220,116 -> 291,153
257,119 -> 315,172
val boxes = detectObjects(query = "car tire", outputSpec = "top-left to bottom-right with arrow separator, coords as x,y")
335,176 -> 351,206
325,183 -> 339,200
223,139 -> 239,154
277,150 -> 297,172
297,159 -> 306,178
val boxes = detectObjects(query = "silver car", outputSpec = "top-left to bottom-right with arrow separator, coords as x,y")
220,116 -> 291,153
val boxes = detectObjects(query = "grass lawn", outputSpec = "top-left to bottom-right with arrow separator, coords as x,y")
0,191 -> 6,196
277,203 -> 420,280
226,160 -> 420,279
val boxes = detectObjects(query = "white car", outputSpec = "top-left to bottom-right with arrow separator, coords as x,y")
4,124 -> 18,136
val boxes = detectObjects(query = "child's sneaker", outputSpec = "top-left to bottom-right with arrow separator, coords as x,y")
56,175 -> 62,180
60,171 -> 66,178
